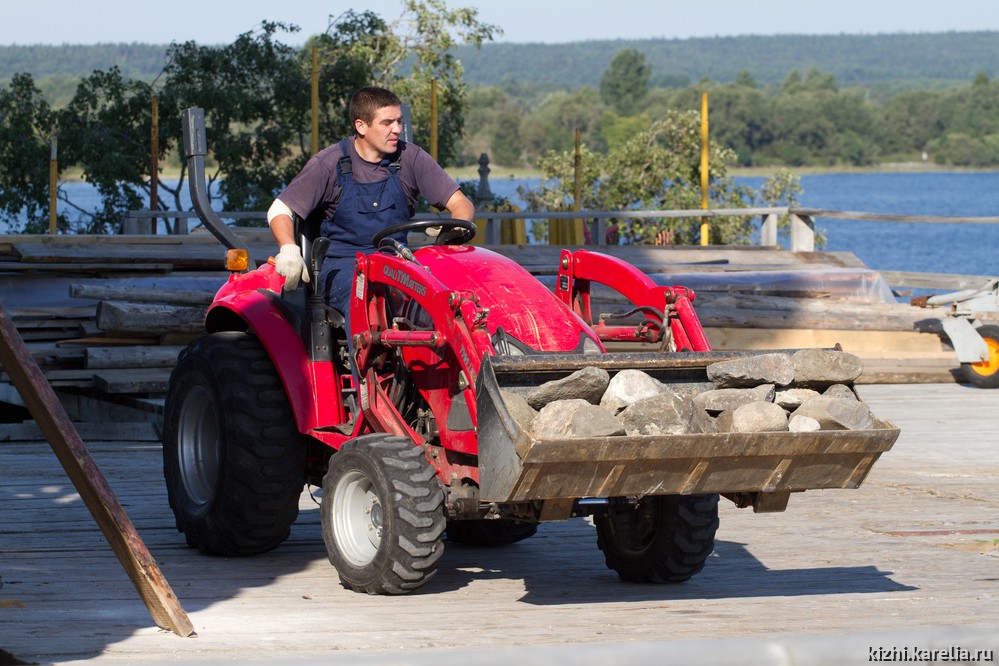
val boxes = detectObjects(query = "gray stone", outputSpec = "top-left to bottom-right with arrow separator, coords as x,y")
617,393 -> 693,436
727,401 -> 789,433
693,384 -> 776,415
706,353 -> 794,388
792,349 -> 864,386
775,387 -> 820,410
792,396 -> 874,431
600,369 -> 667,414
789,414 -> 822,432
531,399 -> 625,439
714,410 -> 735,433
525,366 -> 610,410
501,390 -> 538,432
689,407 -> 719,434
823,383 -> 858,401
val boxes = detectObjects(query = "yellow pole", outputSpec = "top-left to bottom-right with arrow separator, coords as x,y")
572,127 -> 583,245
150,95 -> 159,233
430,78 -> 438,162
48,129 -> 57,235
311,46 -> 319,156
699,91 -> 710,246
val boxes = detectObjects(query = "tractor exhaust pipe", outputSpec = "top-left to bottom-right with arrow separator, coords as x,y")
180,107 -> 255,268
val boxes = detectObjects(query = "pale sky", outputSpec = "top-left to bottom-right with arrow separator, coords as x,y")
1,0 -> 997,45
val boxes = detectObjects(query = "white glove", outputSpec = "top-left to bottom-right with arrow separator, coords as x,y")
274,243 -> 310,291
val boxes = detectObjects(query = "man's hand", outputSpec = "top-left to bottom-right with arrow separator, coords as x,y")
274,243 -> 310,291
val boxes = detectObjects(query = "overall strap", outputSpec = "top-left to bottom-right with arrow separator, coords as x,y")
335,139 -> 352,181
386,142 -> 403,175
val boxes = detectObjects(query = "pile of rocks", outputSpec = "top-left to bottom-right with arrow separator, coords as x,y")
501,350 -> 876,440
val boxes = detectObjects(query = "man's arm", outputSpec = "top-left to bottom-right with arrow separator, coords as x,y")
267,199 -> 309,289
443,189 -> 474,221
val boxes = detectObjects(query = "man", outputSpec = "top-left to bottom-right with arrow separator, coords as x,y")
267,86 -> 474,313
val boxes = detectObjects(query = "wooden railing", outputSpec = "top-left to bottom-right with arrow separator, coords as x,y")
125,206 -> 999,258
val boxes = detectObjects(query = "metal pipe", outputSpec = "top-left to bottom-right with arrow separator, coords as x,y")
180,107 -> 255,267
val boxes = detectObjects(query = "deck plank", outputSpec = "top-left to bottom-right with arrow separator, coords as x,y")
1,382 -> 997,663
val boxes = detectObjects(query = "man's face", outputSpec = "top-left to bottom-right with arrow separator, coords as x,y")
356,105 -> 403,159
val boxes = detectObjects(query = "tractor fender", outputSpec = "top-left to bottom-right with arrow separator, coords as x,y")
205,275 -> 336,433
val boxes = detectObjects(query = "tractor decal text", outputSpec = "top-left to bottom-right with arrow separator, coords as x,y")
382,266 -> 427,297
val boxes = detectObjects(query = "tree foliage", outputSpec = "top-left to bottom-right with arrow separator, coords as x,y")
599,49 -> 650,115
473,66 -> 999,170
0,1 -> 496,233
519,110 -> 755,245
0,74 -> 58,233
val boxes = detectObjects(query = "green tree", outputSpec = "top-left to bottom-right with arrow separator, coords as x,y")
0,2 -> 498,234
336,0 -> 499,167
599,48 -> 651,115
462,86 -> 523,166
57,67 -> 165,233
520,109 -> 754,245
164,21 -> 310,212
876,90 -> 946,156
0,74 -> 60,233
519,87 -> 607,162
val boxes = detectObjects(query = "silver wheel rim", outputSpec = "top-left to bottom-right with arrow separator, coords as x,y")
333,469 -> 383,566
177,386 -> 221,507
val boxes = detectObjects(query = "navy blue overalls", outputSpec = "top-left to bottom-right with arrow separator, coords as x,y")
317,139 -> 410,314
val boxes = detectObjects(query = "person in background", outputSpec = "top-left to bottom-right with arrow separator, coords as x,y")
267,86 -> 474,313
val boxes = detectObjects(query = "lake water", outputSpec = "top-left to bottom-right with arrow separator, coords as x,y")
9,171 -> 999,279
486,171 -> 999,279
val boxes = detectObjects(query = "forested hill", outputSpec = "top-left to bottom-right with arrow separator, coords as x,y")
2,31 -> 997,90
0,43 -> 168,80
456,32 -> 999,90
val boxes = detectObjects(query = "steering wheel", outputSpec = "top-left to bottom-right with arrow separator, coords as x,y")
371,218 -> 477,247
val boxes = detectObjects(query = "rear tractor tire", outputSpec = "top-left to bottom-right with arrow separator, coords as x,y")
322,435 -> 446,594
595,494 -> 719,583
162,332 -> 305,555
960,324 -> 999,389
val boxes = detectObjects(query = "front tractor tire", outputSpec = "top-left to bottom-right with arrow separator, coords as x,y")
162,332 -> 305,555
961,324 -> 999,389
322,435 -> 446,594
595,494 -> 719,583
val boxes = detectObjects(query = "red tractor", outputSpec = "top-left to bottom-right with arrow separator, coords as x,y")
163,109 -> 898,594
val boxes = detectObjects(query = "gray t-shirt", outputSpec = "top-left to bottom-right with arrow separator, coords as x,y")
277,136 -> 460,230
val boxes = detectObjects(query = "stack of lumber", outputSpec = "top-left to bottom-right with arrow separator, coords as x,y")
0,230 -> 277,417
499,245 -> 992,384
0,232 -> 986,425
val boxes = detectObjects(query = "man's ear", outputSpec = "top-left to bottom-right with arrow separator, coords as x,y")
354,118 -> 367,136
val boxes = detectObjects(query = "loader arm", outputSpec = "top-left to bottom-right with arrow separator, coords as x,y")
555,249 -> 711,351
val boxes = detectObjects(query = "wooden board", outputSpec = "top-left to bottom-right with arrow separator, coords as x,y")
0,383 -> 996,663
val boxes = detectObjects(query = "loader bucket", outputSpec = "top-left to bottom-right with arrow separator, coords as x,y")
475,352 -> 899,505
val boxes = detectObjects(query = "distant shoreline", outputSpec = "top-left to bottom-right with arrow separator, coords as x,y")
447,161 -> 999,181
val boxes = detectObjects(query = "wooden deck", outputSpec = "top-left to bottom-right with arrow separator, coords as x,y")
1,382 -> 997,664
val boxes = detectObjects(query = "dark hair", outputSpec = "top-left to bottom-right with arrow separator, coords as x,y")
349,86 -> 402,127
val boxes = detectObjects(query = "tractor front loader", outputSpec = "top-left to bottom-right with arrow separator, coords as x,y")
162,108 -> 898,594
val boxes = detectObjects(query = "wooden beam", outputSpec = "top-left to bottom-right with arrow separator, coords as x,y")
0,305 -> 195,637
70,283 -> 215,306
85,345 -> 185,369
96,300 -> 206,335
